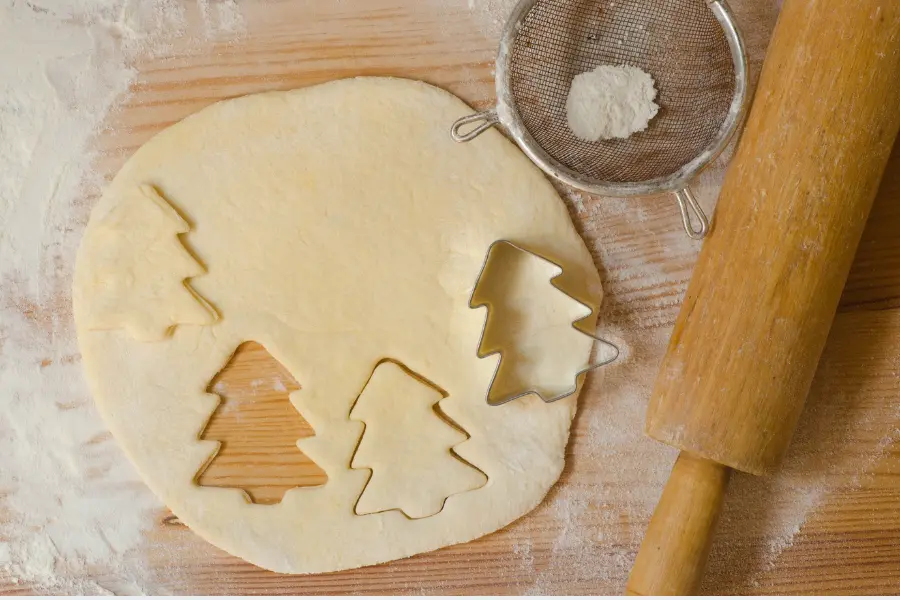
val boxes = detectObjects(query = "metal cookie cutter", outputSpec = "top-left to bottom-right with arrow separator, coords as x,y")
469,240 -> 620,406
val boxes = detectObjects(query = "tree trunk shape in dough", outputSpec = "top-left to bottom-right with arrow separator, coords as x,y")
350,361 -> 486,519
78,184 -> 217,341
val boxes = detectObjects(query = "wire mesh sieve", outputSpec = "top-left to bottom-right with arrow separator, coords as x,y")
451,0 -> 748,239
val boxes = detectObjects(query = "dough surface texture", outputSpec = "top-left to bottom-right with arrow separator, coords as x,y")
74,77 -> 602,574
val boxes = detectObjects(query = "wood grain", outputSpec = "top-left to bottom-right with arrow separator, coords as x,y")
37,0 -> 900,594
196,341 -> 327,504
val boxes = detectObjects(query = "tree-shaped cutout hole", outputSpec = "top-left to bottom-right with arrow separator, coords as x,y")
196,341 -> 327,504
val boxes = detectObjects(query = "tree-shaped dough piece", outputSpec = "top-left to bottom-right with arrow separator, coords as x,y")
471,242 -> 599,404
82,184 -> 217,341
197,341 -> 327,504
350,361 -> 486,519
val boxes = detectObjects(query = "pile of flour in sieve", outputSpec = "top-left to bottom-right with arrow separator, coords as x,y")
0,0 -> 243,593
566,64 -> 659,142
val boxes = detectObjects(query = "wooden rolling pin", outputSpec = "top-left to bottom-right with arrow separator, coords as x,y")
626,0 -> 900,595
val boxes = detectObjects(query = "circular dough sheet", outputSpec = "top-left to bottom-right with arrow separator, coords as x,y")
74,77 -> 602,574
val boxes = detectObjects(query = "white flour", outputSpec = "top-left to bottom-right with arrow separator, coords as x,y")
467,0 -> 518,37
0,0 -> 243,593
197,0 -> 244,37
566,64 -> 659,141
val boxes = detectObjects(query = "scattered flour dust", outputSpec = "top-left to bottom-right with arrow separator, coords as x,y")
466,0 -> 518,37
566,64 -> 659,141
544,163 -> 900,593
0,0 -> 244,593
196,0 -> 244,37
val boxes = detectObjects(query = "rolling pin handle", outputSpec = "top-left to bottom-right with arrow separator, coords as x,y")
675,186 -> 710,240
626,451 -> 731,596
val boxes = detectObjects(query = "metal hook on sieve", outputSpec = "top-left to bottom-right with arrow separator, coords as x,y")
674,187 -> 709,240
450,110 -> 499,142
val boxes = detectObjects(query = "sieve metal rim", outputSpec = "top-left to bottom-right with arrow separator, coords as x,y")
452,0 -> 750,239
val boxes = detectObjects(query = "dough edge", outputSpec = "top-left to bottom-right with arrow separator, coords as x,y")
73,77 -> 601,574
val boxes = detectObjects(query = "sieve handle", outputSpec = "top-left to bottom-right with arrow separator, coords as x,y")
450,109 -> 499,142
674,187 -> 710,240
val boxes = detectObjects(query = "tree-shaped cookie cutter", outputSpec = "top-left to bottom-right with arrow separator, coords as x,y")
469,240 -> 620,406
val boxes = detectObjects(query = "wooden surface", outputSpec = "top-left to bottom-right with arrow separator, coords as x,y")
68,0 -> 900,594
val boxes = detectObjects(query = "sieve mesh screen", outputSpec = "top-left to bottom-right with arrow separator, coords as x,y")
507,0 -> 736,184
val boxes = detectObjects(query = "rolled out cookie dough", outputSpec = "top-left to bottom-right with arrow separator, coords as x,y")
73,77 -> 603,574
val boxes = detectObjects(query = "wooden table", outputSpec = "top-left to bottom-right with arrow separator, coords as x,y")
88,0 -> 900,593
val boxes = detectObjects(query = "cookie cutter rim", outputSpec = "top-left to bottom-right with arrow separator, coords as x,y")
469,240 -> 621,407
